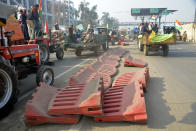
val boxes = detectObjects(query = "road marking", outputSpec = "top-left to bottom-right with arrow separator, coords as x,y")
18,90 -> 34,103
18,59 -> 91,102
54,59 -> 90,80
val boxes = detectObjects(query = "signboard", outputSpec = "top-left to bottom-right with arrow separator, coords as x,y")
131,8 -> 167,16
162,10 -> 171,15
150,8 -> 159,14
132,8 -> 140,14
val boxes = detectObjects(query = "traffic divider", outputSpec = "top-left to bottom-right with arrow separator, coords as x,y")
94,81 -> 147,123
113,68 -> 149,92
48,77 -> 104,117
124,55 -> 148,68
105,47 -> 128,58
25,83 -> 80,125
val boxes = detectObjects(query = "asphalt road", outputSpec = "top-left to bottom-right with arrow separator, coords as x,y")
0,42 -> 196,131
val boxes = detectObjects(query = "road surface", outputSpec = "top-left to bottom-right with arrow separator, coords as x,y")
0,42 -> 196,131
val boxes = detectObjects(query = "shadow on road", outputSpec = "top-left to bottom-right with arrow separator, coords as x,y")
168,51 -> 196,58
77,77 -> 176,131
146,77 -> 176,129
179,102 -> 196,125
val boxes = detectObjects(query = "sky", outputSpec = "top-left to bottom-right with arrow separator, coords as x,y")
74,0 -> 196,22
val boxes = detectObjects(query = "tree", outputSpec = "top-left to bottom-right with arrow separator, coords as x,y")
101,12 -> 119,29
77,2 -> 98,29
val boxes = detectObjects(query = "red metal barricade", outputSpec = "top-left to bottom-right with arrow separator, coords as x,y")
48,78 -> 104,116
89,61 -> 117,76
113,68 -> 149,92
25,83 -> 80,125
94,81 -> 147,123
124,55 -> 148,68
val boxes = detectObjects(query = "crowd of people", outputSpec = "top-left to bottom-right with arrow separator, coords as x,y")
17,4 -> 41,41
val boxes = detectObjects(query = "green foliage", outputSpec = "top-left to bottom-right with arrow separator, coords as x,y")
101,12 -> 119,29
77,2 -> 98,29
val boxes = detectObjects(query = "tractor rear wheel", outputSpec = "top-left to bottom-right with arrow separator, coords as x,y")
36,66 -> 54,86
0,63 -> 17,119
138,40 -> 144,51
162,45 -> 169,57
75,49 -> 82,56
144,45 -> 149,56
56,46 -> 64,60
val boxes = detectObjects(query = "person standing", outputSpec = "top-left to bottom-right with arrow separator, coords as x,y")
68,24 -> 74,42
32,5 -> 40,38
20,9 -> 29,41
26,7 -> 35,39
183,31 -> 187,42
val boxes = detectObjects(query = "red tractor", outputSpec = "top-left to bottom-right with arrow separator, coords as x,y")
28,30 -> 65,63
0,5 -> 54,118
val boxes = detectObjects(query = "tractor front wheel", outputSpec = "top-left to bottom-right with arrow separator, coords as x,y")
36,66 -> 54,86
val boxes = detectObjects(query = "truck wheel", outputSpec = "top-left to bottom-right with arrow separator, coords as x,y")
75,49 -> 81,56
162,45 -> 169,57
111,39 -> 115,45
39,43 -> 50,63
144,45 -> 149,56
94,47 -> 98,55
0,63 -> 17,118
36,66 -> 54,86
102,43 -> 107,51
106,42 -> 109,49
138,40 -> 143,51
56,46 -> 64,60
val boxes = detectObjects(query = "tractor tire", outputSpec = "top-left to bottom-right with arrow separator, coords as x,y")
39,43 -> 50,63
106,42 -> 109,49
138,40 -> 144,51
162,45 -> 169,57
56,46 -> 64,60
144,45 -> 149,56
94,47 -> 98,55
36,66 -> 54,86
0,63 -> 18,119
75,49 -> 82,56
102,43 -> 107,51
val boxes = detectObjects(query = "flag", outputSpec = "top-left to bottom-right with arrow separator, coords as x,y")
175,20 -> 182,31
151,15 -> 156,20
38,0 -> 42,17
45,20 -> 49,34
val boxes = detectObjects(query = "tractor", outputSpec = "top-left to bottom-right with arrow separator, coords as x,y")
0,3 -> 54,118
28,30 -> 65,63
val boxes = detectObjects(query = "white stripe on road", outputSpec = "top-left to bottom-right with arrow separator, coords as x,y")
18,90 -> 34,103
54,59 -> 90,80
18,59 -> 91,102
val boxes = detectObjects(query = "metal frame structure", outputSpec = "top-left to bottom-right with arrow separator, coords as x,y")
0,0 -> 76,28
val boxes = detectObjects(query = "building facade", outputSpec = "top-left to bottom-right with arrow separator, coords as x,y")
0,0 -> 76,29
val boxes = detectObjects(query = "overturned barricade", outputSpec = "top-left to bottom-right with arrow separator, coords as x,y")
113,68 -> 150,92
25,47 -> 150,125
124,55 -> 148,68
25,83 -> 80,125
94,81 -> 147,123
48,78 -> 104,116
